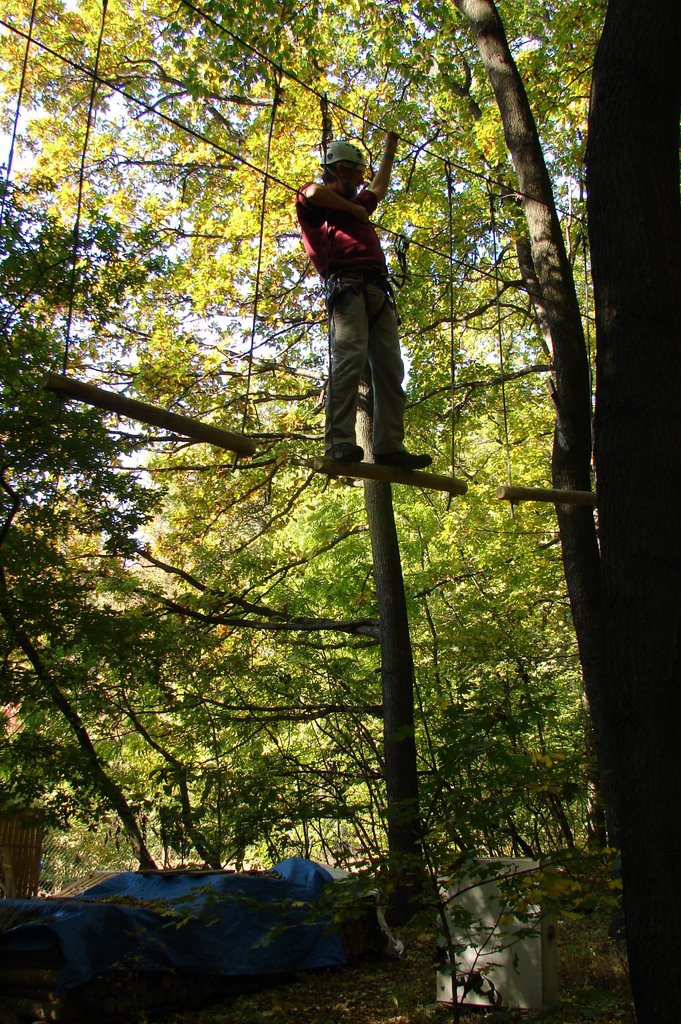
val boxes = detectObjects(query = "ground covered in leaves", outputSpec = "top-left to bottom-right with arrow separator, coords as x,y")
166,913 -> 635,1024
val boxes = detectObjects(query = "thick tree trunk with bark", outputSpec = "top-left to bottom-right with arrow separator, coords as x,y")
357,379 -> 422,922
453,0 -> 619,844
587,1 -> 681,1018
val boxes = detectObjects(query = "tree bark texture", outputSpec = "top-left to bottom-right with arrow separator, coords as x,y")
356,379 -> 422,922
453,0 -> 619,844
587,1 -> 681,1019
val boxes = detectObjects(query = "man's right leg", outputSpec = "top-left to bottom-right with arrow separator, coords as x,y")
326,285 -> 369,460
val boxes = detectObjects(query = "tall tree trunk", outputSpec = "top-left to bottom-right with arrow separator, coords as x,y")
587,1 -> 681,1019
357,377 -> 422,922
453,0 -> 619,844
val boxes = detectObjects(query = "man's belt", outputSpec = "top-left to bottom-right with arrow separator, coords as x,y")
326,268 -> 390,291
324,268 -> 399,323
327,267 -> 386,281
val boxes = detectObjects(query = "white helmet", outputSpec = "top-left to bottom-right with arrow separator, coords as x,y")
323,140 -> 367,168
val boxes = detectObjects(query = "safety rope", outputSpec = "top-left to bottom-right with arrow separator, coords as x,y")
0,0 -> 38,225
489,187 -> 513,493
320,94 -> 337,458
320,91 -> 333,164
0,15 -> 507,286
63,0 -> 108,375
238,73 -> 283,444
446,160 -> 457,478
392,233 -> 409,289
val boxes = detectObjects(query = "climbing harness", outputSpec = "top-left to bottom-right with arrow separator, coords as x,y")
324,270 -> 399,327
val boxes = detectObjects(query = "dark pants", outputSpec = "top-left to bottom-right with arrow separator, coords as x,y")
326,272 -> 406,457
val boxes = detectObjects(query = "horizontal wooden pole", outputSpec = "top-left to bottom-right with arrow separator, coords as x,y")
313,458 -> 468,496
496,484 -> 597,506
43,373 -> 256,456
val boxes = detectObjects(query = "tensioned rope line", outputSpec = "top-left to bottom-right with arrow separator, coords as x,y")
0,16 -> 502,283
445,159 -> 457,478
0,11 -> 528,329
176,0 -> 583,226
319,91 -> 333,162
0,0 -> 38,224
63,0 -> 109,374
489,187 -> 513,493
0,18 -> 294,192
176,0 -> 505,193
239,72 -> 283,443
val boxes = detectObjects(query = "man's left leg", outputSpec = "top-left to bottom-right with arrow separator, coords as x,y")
367,289 -> 432,470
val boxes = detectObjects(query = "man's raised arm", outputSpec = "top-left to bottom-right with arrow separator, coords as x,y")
368,131 -> 399,202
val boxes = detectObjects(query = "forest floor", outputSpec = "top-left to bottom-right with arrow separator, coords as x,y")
166,911 -> 635,1024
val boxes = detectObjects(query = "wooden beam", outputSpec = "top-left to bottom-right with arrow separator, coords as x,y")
313,457 -> 468,496
496,484 -> 597,506
43,373 -> 256,456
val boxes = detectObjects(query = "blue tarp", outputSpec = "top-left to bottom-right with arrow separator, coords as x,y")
0,858 -> 347,994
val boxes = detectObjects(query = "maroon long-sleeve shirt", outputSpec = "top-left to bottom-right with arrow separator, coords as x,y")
295,186 -> 387,279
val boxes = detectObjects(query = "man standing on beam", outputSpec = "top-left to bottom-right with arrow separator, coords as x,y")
296,132 -> 432,470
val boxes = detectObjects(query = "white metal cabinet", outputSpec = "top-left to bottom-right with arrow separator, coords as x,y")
436,857 -> 559,1010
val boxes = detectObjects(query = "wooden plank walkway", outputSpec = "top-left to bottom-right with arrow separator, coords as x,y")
314,457 -> 468,496
496,484 -> 596,506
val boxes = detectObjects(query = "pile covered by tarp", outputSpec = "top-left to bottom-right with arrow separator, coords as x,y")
0,858 -> 349,1016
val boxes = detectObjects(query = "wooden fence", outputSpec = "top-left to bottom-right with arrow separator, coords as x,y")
0,816 -> 43,897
